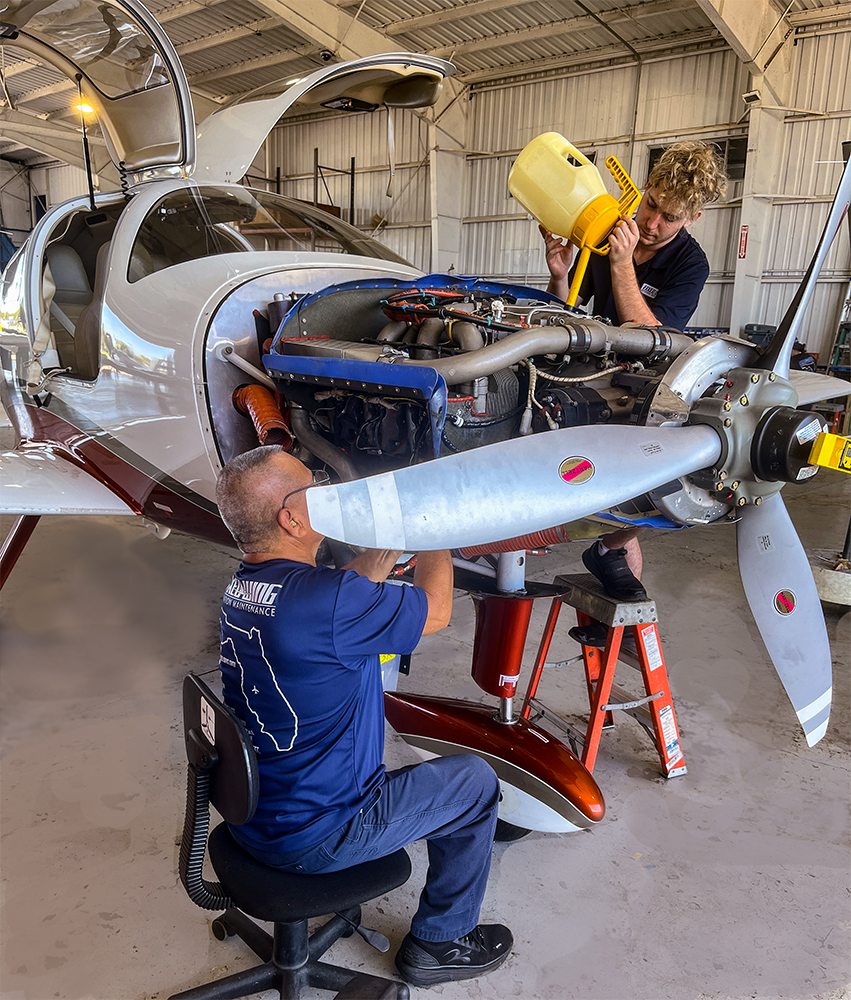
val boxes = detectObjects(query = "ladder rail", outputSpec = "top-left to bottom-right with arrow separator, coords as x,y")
521,573 -> 687,778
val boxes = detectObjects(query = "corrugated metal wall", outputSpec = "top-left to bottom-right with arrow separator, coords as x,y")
266,107 -> 433,269
754,28 -> 851,356
261,30 -> 849,349
36,163 -> 90,207
463,48 -> 749,329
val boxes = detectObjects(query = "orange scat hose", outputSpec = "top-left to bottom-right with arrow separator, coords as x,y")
233,385 -> 294,449
458,524 -> 573,558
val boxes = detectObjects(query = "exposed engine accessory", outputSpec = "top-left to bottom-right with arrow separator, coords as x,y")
233,384 -> 293,447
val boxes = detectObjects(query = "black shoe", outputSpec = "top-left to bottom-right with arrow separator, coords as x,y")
582,541 -> 647,601
395,924 -> 513,986
569,621 -> 637,653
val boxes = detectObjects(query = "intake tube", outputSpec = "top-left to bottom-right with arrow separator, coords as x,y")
290,406 -> 359,482
232,385 -> 293,447
458,524 -> 579,557
402,320 -> 693,386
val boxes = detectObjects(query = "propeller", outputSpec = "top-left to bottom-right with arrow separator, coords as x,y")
758,150 -> 851,377
306,155 -> 851,747
736,494 -> 832,746
307,423 -> 722,550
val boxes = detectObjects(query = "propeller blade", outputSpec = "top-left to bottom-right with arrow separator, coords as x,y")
736,493 -> 832,746
307,423 -> 722,551
759,154 -> 851,377
787,370 -> 851,407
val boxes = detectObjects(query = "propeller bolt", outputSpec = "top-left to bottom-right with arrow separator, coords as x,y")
751,374 -> 760,383
719,471 -> 727,480
755,497 -> 762,505
769,373 -> 777,381
723,402 -> 732,411
731,481 -> 740,489
724,418 -> 732,427
715,482 -> 724,491
739,396 -> 749,406
738,497 -> 747,506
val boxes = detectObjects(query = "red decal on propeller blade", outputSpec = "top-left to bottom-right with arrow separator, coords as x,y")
774,590 -> 796,615
559,457 -> 594,484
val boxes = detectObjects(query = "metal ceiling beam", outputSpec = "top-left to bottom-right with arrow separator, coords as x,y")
249,1 -> 392,59
788,2 -> 851,26
429,0 -> 704,59
0,56 -> 40,79
12,77 -> 72,104
156,0 -> 231,24
458,29 -> 721,84
186,45 -> 315,88
176,17 -> 281,57
0,108 -> 117,183
387,0 -> 694,39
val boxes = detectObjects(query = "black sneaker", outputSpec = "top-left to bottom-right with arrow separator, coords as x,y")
394,924 -> 513,986
569,621 -> 637,653
582,541 -> 647,601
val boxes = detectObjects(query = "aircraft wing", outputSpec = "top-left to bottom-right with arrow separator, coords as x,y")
0,450 -> 134,516
788,370 -> 851,406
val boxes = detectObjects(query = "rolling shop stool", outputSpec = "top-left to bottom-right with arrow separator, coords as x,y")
520,573 -> 686,778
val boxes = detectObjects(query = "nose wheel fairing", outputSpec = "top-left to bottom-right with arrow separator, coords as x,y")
384,692 -> 605,832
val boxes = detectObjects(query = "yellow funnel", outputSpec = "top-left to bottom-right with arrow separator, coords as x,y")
508,132 -> 641,306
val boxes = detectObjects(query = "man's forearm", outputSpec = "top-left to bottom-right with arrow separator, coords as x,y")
413,550 -> 454,634
342,549 -> 403,583
547,274 -> 569,300
610,262 -> 660,325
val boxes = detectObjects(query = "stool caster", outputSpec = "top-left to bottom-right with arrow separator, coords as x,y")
211,915 -> 234,941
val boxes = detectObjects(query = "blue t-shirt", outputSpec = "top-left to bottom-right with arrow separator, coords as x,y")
218,559 -> 428,858
572,227 -> 709,330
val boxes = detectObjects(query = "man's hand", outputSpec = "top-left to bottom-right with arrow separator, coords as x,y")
607,215 -> 660,325
540,225 -> 577,300
607,216 -> 640,267
343,549 -> 403,583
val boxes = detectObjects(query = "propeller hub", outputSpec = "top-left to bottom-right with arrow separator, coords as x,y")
750,405 -> 827,483
687,367 -> 820,506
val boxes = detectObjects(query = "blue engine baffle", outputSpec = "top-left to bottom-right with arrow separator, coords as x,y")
263,353 -> 448,459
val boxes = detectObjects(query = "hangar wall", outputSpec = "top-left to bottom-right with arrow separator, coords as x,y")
26,21 -> 850,356
461,27 -> 849,349
262,24 -> 849,354
463,47 -> 747,330
266,107 -> 434,270
756,27 -> 851,354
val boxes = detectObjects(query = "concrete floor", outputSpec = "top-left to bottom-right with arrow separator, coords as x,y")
1,472 -> 849,1000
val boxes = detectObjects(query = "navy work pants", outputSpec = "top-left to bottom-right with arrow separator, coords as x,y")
270,754 -> 500,942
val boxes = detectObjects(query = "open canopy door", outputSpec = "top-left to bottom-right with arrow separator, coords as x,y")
0,0 -> 195,175
193,53 -> 455,185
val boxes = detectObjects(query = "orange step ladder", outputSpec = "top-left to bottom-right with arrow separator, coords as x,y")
520,573 -> 686,778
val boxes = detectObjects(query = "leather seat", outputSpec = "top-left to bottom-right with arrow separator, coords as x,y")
74,241 -> 111,381
45,244 -> 92,333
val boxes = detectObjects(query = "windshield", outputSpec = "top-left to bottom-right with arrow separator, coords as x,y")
128,185 -> 409,282
1,0 -> 170,99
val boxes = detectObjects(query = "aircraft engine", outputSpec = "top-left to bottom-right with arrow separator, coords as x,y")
259,278 -> 703,501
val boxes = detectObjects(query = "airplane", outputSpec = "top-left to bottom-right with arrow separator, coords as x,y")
2,0 -> 849,836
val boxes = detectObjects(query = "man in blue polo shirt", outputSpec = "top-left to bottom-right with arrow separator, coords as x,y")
215,445 -> 512,987
541,140 -> 727,623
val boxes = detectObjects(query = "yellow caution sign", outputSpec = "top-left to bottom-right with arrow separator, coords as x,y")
809,432 -> 851,474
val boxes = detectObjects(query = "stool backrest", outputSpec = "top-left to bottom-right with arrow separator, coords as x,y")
182,673 -> 259,826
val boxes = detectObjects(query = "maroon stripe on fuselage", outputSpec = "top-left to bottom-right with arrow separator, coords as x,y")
22,405 -> 233,546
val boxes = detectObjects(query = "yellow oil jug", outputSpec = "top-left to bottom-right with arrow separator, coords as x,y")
508,132 -> 641,306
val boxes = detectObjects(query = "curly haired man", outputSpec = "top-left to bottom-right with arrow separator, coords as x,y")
541,140 -> 728,617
